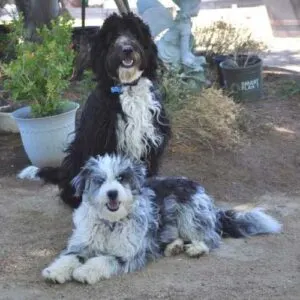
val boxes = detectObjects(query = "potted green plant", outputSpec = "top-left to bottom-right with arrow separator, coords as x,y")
194,21 -> 267,96
220,53 -> 263,102
219,37 -> 267,102
3,14 -> 79,167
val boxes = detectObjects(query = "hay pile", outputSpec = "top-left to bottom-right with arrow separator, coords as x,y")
169,87 -> 243,151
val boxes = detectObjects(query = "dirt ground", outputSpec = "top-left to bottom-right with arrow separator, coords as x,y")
1,70 -> 300,300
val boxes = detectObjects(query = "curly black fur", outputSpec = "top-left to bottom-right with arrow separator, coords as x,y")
33,13 -> 170,209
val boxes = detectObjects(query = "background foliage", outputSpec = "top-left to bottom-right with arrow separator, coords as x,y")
3,13 -> 75,117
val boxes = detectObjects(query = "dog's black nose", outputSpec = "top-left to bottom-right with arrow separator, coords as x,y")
122,45 -> 133,54
107,190 -> 118,200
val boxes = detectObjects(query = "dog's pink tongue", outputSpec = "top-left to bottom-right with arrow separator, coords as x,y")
108,199 -> 119,210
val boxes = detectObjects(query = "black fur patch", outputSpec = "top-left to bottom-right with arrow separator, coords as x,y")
217,210 -> 245,238
76,255 -> 86,264
146,178 -> 199,204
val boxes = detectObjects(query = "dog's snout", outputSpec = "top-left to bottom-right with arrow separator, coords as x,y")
122,45 -> 133,55
107,190 -> 118,200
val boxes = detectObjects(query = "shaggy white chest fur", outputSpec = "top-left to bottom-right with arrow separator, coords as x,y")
70,203 -> 146,260
116,78 -> 162,159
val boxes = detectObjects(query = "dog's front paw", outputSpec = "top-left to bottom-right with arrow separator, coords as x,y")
42,255 -> 82,284
72,256 -> 117,284
42,266 -> 70,284
73,264 -> 102,284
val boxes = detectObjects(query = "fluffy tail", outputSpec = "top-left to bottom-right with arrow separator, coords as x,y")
217,208 -> 282,238
17,166 -> 62,185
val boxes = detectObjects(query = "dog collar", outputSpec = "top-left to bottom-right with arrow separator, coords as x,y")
122,77 -> 141,87
110,76 -> 142,94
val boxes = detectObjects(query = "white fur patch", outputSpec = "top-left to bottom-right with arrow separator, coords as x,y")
164,238 -> 184,257
236,208 -> 282,235
17,166 -> 40,180
73,256 -> 119,284
117,77 -> 162,159
42,255 -> 81,284
118,67 -> 143,84
71,201 -> 146,260
184,241 -> 209,257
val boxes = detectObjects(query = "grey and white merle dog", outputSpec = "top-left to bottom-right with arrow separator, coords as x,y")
42,154 -> 281,284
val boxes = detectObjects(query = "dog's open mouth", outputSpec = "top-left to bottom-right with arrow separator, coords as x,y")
122,59 -> 134,68
106,200 -> 120,212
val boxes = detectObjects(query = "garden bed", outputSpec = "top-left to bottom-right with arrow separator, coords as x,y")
1,67 -> 300,190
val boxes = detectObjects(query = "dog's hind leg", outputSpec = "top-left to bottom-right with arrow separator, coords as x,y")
164,238 -> 184,257
159,223 -> 184,257
184,241 -> 210,258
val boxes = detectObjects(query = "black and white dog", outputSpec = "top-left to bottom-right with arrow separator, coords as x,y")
18,13 -> 170,209
42,154 -> 281,284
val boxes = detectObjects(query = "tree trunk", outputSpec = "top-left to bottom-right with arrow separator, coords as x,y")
114,0 -> 130,14
14,0 -> 61,40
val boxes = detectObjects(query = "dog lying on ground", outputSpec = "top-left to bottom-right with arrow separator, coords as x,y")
42,154 -> 281,284
18,13 -> 170,209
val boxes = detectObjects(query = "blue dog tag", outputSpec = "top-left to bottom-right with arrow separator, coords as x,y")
111,86 -> 123,94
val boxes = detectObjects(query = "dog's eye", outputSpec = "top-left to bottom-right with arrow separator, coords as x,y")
117,175 -> 125,183
93,178 -> 104,186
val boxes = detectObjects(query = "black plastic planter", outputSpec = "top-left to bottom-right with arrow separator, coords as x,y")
213,55 -> 229,87
220,55 -> 263,102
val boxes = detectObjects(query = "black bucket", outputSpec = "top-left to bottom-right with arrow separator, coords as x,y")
220,55 -> 263,101
213,55 -> 228,87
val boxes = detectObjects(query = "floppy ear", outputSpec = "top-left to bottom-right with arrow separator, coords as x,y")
71,168 -> 89,197
90,30 -> 107,82
90,13 -> 121,82
71,157 -> 99,197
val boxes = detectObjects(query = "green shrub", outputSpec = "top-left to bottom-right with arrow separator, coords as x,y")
194,21 -> 267,58
0,28 -> 9,57
3,14 -> 75,117
159,67 -> 200,112
279,79 -> 300,98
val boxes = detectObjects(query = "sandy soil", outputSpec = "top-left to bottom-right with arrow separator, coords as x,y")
0,71 -> 300,300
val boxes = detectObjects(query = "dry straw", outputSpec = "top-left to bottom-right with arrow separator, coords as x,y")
170,87 -> 243,151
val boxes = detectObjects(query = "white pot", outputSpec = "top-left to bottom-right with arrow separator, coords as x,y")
12,102 -> 79,167
0,105 -> 19,133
